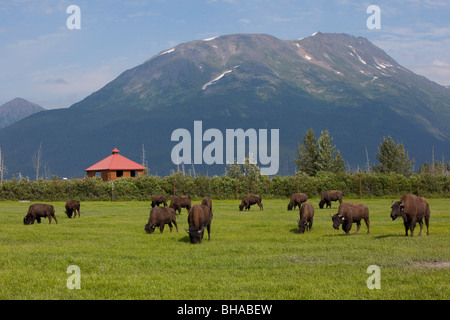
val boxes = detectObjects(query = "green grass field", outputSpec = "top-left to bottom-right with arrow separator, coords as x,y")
0,198 -> 449,300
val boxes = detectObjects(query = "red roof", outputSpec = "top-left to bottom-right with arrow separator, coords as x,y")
85,148 -> 146,172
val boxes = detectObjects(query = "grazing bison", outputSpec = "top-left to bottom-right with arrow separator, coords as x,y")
390,194 -> 430,237
288,193 -> 308,211
151,195 -> 168,208
185,204 -> 213,244
23,203 -> 58,225
319,190 -> 343,209
201,197 -> 213,213
239,194 -> 263,211
65,200 -> 80,218
144,207 -> 178,234
297,202 -> 314,234
330,202 -> 370,236
169,196 -> 191,214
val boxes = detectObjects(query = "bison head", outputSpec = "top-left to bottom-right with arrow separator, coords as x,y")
23,215 -> 32,225
319,201 -> 325,209
330,213 -> 344,230
144,223 -> 156,234
239,204 -> 244,211
390,201 -> 404,221
65,210 -> 73,219
185,227 -> 204,244
287,203 -> 294,211
297,219 -> 308,234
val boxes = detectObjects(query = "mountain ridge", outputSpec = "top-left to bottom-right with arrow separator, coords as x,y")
0,33 -> 449,178
0,98 -> 45,129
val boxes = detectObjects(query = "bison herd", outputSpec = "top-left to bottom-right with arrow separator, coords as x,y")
22,191 -> 431,242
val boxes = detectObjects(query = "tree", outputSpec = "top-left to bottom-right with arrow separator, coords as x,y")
295,129 -> 345,176
0,147 -> 6,183
372,136 -> 414,176
32,142 -> 43,181
294,129 -> 319,176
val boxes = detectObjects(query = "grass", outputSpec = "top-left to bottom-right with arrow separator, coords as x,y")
0,198 -> 449,300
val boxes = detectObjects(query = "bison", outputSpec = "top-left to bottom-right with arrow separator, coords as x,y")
169,196 -> 191,214
390,194 -> 430,237
185,204 -> 213,244
319,190 -> 343,209
330,202 -> 370,236
297,202 -> 314,234
239,194 -> 263,211
288,193 -> 308,211
65,200 -> 80,218
144,207 -> 178,234
151,195 -> 168,208
23,203 -> 58,225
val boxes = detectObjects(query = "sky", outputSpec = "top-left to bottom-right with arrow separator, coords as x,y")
1,0 -> 449,109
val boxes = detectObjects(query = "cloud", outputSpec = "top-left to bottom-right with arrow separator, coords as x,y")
45,78 -> 69,85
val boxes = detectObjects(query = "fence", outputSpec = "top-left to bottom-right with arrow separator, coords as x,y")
0,172 -> 449,202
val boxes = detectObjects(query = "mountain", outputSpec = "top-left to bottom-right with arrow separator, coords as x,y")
0,33 -> 449,179
0,98 -> 45,129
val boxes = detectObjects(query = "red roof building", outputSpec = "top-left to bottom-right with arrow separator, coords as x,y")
85,148 -> 146,181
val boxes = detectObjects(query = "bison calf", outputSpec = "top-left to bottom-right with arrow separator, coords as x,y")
65,199 -> 80,218
24,203 -> 58,225
151,195 -> 168,208
390,194 -> 430,237
145,207 -> 178,234
169,196 -> 191,215
288,192 -> 308,211
239,194 -> 263,211
297,202 -> 314,234
319,190 -> 343,209
330,202 -> 369,236
185,204 -> 213,244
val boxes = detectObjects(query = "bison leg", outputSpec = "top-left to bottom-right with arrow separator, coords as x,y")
207,223 -> 211,241
258,202 -> 263,211
173,220 -> 179,233
425,215 -> 430,236
417,219 -> 423,237
354,221 -> 361,235
409,217 -> 417,237
168,222 -> 173,233
159,224 -> 165,233
308,219 -> 313,231
403,221 -> 410,236
365,218 -> 370,234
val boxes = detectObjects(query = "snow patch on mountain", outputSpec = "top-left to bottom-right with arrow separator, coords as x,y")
202,69 -> 235,90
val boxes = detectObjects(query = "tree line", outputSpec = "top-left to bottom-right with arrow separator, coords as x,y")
0,171 -> 448,202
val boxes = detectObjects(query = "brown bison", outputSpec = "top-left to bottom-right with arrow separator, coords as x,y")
239,194 -> 263,211
390,194 -> 430,237
319,190 -> 343,209
24,203 -> 58,225
297,202 -> 314,234
288,192 -> 308,211
330,202 -> 370,236
151,195 -> 168,208
169,196 -> 191,214
201,197 -> 213,213
185,204 -> 213,244
65,200 -> 80,218
145,207 -> 178,234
